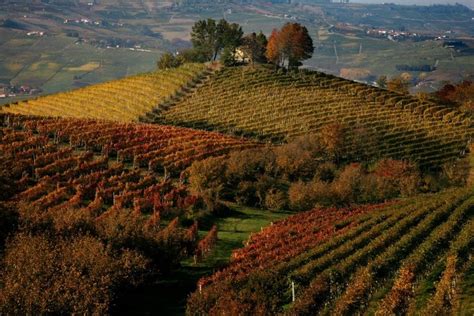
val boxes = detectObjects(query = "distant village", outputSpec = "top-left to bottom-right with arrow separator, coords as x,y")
0,84 -> 42,99
332,22 -> 468,45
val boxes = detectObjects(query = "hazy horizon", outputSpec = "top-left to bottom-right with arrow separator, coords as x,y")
349,0 -> 474,9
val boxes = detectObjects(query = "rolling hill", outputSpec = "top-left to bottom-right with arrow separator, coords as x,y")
1,63 -> 210,122
150,65 -> 472,168
1,63 -> 473,314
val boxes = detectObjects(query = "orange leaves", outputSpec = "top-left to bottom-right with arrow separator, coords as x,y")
266,29 -> 281,66
265,23 -> 314,68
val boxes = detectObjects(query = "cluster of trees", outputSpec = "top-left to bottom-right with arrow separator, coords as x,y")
0,156 -> 204,314
158,19 -> 314,69
435,80 -> 474,113
186,122 -> 470,213
0,199 -> 201,314
376,74 -> 412,94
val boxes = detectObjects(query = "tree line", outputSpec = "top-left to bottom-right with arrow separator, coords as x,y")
158,18 -> 314,69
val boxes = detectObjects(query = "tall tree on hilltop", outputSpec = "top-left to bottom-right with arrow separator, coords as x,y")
190,18 -> 243,62
266,23 -> 314,69
216,19 -> 243,59
191,19 -> 217,61
266,29 -> 282,67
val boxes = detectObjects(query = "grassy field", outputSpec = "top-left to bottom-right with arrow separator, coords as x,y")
117,205 -> 292,316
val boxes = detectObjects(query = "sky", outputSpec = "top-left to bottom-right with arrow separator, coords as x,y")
349,0 -> 474,9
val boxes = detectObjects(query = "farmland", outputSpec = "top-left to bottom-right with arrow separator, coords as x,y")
154,65 -> 472,169
0,59 -> 472,314
1,63 -> 209,122
0,1 -> 473,313
188,188 -> 474,315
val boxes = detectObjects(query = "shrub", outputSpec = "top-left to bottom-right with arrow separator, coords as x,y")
264,188 -> 288,210
0,234 -> 149,315
187,156 -> 227,212
0,202 -> 18,251
157,52 -> 183,70
288,181 -> 316,211
275,143 -> 313,180
373,159 -> 419,198
331,163 -> 363,204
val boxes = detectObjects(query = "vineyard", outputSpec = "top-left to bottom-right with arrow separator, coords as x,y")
0,63 -> 209,122
0,112 -> 258,248
187,188 -> 474,315
153,66 -> 472,168
1,114 -> 258,175
0,62 -> 473,314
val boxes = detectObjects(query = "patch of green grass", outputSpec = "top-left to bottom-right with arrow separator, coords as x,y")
457,259 -> 474,316
412,256 -> 447,312
184,204 -> 291,268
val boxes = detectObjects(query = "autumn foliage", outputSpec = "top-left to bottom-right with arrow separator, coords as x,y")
266,22 -> 314,69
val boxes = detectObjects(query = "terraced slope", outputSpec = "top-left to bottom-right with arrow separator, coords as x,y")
154,66 -> 472,168
1,63 -> 209,122
187,188 -> 474,315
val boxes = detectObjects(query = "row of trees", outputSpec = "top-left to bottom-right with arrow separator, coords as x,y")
158,18 -> 314,69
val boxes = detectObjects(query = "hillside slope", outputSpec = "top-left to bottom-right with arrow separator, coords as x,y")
153,66 -> 472,168
1,114 -> 258,175
1,63 -> 209,122
187,188 -> 474,315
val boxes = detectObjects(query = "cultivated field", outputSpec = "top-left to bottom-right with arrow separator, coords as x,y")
154,65 -> 472,168
188,188 -> 474,315
1,64 -> 209,122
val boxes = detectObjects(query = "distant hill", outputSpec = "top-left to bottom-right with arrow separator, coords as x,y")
150,65 -> 472,169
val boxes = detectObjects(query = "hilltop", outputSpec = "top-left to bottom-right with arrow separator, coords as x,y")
149,65 -> 472,169
3,64 -> 472,169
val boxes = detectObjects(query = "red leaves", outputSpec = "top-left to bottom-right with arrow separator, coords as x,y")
200,204 -> 388,288
196,225 -> 218,261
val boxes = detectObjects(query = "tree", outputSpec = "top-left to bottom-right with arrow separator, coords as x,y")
216,19 -> 243,59
376,75 -> 387,89
265,29 -> 282,67
240,32 -> 268,65
157,52 -> 183,70
387,76 -> 411,94
220,46 -> 236,66
190,18 -> 217,61
190,18 -> 243,62
266,23 -> 314,69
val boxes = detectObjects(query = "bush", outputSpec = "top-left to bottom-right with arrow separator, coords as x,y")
0,234 -> 149,315
288,181 -> 316,211
373,159 -> 420,199
0,202 -> 18,251
331,163 -> 363,205
274,137 -> 319,181
264,188 -> 288,210
157,52 -> 184,70
187,157 -> 227,212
